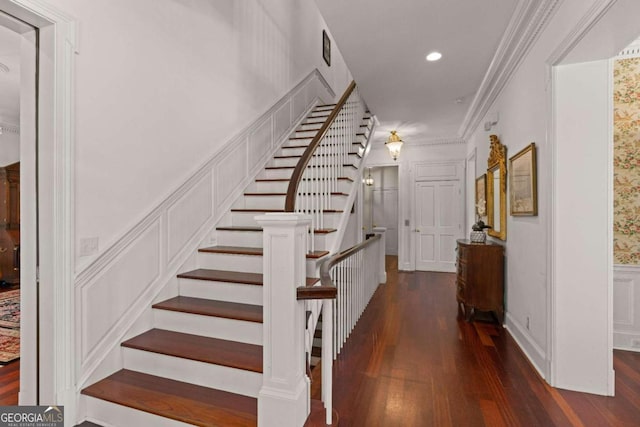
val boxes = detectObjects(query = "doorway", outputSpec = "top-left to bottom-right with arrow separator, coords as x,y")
364,166 -> 399,256
0,10 -> 36,405
414,180 -> 461,272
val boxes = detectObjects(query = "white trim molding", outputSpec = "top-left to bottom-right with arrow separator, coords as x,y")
0,0 -> 78,412
613,265 -> 640,352
459,0 -> 561,139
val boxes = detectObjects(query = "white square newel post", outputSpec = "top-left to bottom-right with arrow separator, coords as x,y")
255,213 -> 311,427
373,227 -> 387,284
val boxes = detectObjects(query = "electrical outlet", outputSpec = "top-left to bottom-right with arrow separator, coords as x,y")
526,316 -> 530,331
79,237 -> 99,257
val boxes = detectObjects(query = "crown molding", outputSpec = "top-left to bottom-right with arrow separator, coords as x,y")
547,0 -> 617,65
410,137 -> 466,147
459,0 -> 562,140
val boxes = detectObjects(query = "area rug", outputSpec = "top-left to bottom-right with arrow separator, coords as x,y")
0,289 -> 20,363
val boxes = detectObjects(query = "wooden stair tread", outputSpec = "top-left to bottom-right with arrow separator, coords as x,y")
217,226 -> 262,232
177,268 -> 320,287
153,296 -> 262,323
243,192 -> 348,196
199,245 -> 329,260
82,369 -> 257,427
230,208 -> 287,212
230,208 -> 344,213
218,226 -> 339,233
199,246 -> 264,256
177,268 -> 264,285
314,228 -> 337,234
122,329 -> 263,373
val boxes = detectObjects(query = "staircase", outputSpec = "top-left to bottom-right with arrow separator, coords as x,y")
81,102 -> 373,426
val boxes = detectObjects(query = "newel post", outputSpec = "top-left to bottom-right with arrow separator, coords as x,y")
373,227 -> 387,283
255,213 -> 311,427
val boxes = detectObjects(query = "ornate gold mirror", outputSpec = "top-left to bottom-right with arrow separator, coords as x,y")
486,135 -> 507,240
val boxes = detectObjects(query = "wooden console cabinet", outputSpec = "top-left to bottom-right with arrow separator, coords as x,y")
456,239 -> 504,323
0,162 -> 20,285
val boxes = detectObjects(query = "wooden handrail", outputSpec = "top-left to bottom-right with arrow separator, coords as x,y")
296,234 -> 381,300
284,80 -> 357,212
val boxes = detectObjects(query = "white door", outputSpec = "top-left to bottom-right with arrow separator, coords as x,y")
414,180 -> 461,272
372,187 -> 398,255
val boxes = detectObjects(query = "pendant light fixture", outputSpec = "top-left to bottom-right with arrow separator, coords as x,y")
364,168 -> 374,186
385,130 -> 403,161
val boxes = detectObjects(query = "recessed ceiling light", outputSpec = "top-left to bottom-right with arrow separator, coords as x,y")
426,52 -> 442,62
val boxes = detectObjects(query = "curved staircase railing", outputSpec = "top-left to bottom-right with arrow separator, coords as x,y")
284,81 -> 365,252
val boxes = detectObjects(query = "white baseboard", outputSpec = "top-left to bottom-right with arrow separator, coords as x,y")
505,311 -> 547,379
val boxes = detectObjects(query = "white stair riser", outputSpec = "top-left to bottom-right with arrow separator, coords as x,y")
83,396 -> 192,427
217,230 -> 263,247
153,309 -> 262,345
231,211 -> 342,228
269,157 -> 300,168
271,153 -> 360,168
242,195 -> 285,210
309,111 -> 331,118
262,168 -> 294,180
279,146 -> 308,156
179,278 -> 262,305
123,348 -> 262,398
217,229 -> 333,252
197,251 -> 263,274
294,129 -> 320,138
300,123 -> 324,131
251,180 -> 290,193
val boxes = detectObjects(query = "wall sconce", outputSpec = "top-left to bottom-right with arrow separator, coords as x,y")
385,130 -> 403,161
363,168 -> 374,186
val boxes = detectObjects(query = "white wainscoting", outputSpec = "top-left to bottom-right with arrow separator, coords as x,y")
75,69 -> 336,388
613,265 -> 640,352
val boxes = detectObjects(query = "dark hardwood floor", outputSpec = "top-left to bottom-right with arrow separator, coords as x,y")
0,359 -> 19,405
322,256 -> 640,427
1,257 -> 639,426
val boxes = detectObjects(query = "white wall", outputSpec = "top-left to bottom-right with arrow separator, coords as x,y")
554,60 -> 612,395
42,0 -> 352,264
464,0 -> 640,395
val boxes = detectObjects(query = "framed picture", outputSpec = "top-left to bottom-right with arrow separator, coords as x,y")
509,142 -> 537,216
475,174 -> 487,219
322,30 -> 331,66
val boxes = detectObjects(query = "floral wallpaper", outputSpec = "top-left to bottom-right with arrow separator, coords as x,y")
613,58 -> 640,265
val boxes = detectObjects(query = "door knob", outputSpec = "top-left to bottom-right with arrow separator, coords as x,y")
415,229 -> 420,233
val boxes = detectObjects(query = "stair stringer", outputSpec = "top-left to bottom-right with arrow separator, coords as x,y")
75,70 -> 335,398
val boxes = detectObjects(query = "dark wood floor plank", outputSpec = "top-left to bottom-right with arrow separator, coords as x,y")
0,360 -> 19,405
82,369 -> 256,426
152,296 -> 262,323
121,329 -> 262,373
323,256 -> 640,427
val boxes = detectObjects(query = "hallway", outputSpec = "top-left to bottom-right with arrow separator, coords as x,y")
328,257 -> 640,426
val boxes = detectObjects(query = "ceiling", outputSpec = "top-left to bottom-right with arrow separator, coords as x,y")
0,23 -> 20,125
314,0 -> 519,145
